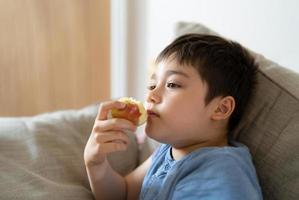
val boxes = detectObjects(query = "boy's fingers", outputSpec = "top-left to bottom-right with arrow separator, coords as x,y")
94,131 -> 130,144
98,142 -> 128,153
96,101 -> 126,120
94,118 -> 137,132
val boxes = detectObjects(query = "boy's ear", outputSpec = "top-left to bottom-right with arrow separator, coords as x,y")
211,96 -> 235,121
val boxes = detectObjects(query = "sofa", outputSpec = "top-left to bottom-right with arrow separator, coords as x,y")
0,22 -> 298,200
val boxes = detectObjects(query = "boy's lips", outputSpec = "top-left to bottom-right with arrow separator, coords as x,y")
147,110 -> 160,117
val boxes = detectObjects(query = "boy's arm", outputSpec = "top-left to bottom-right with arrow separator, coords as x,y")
86,156 -> 151,200
84,101 -> 152,200
125,157 -> 152,200
86,159 -> 126,200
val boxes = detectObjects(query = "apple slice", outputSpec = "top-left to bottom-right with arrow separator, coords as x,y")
111,97 -> 147,126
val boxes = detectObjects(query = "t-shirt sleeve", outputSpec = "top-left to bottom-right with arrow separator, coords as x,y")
172,154 -> 263,200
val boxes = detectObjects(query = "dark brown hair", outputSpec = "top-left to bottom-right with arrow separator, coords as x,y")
156,33 -> 258,131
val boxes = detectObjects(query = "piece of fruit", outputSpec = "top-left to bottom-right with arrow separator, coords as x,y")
111,97 -> 147,126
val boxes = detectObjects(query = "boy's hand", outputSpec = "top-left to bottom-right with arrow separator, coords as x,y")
84,101 -> 137,167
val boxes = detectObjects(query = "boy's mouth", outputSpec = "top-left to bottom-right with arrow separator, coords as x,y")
147,110 -> 160,118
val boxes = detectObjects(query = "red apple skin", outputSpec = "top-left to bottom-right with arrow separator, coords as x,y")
111,103 -> 141,125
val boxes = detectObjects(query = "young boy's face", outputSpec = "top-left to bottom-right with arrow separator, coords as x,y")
145,58 -> 222,148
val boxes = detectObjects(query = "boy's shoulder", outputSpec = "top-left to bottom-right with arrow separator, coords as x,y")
177,141 -> 253,172
152,141 -> 252,164
151,141 -> 255,177
144,143 -> 262,199
171,142 -> 262,199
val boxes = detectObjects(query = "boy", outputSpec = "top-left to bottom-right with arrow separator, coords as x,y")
84,34 -> 263,199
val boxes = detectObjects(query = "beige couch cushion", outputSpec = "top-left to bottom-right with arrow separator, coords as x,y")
0,104 -> 138,200
175,21 -> 299,200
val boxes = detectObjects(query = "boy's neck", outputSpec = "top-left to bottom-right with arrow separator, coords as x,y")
171,137 -> 228,161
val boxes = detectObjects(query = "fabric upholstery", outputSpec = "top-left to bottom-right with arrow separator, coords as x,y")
0,104 -> 138,200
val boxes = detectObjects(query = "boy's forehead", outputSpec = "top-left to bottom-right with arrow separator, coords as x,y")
149,59 -> 201,80
147,60 -> 157,79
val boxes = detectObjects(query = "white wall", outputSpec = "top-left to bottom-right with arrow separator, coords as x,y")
111,0 -> 149,100
147,0 -> 299,74
112,0 -> 299,101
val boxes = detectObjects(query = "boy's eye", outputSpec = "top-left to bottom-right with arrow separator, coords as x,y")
167,82 -> 181,88
147,85 -> 156,90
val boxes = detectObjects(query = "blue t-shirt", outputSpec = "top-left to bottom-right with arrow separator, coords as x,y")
139,141 -> 263,200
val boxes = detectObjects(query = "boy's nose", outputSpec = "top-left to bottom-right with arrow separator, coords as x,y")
146,89 -> 161,104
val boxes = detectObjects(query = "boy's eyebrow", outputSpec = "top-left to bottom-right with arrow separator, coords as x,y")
150,70 -> 190,79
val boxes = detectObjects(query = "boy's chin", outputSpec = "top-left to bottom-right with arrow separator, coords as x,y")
145,126 -> 158,140
144,125 -> 154,138
145,126 -> 168,144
